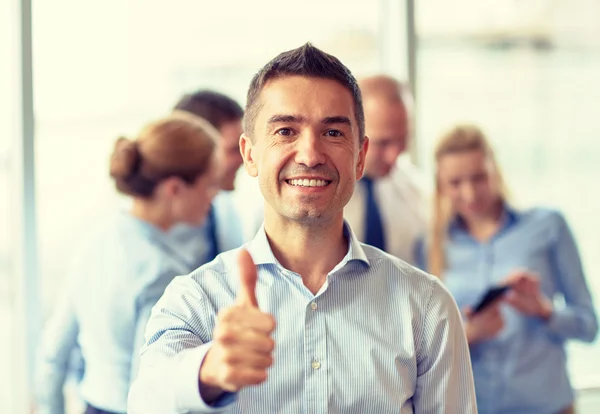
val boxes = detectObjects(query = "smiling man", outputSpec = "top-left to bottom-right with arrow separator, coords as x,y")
128,43 -> 476,414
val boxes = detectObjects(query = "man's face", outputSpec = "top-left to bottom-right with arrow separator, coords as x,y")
218,119 -> 244,191
240,75 -> 368,225
363,98 -> 409,178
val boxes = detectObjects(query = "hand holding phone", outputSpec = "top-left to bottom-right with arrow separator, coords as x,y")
472,285 -> 510,314
464,286 -> 509,344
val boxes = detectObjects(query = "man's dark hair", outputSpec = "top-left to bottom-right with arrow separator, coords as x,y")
244,43 -> 365,142
173,90 -> 243,130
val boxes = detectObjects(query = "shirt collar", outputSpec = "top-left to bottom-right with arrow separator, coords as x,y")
247,220 -> 370,269
448,203 -> 520,236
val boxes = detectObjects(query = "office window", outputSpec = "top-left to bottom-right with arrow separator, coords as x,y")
1,0 -> 20,411
0,100 -> 16,412
416,0 -> 600,387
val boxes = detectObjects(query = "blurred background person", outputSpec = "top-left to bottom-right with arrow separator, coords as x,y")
34,112 -> 221,414
170,90 -> 246,266
343,75 -> 427,263
415,124 -> 598,414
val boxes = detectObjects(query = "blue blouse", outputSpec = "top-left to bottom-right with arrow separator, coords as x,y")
415,206 -> 598,414
35,212 -> 198,413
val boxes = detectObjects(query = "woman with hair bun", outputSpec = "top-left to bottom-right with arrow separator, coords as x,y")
35,111 -> 222,414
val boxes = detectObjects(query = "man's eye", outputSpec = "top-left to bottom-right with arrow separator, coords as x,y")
326,130 -> 343,137
276,128 -> 293,136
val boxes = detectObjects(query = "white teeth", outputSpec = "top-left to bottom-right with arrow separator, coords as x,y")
288,179 -> 328,187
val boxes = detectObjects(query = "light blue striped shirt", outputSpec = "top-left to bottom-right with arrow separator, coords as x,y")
35,212 -> 199,413
414,206 -> 598,414
128,223 -> 477,413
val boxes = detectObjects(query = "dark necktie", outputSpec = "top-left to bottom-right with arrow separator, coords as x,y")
205,204 -> 219,263
362,177 -> 386,251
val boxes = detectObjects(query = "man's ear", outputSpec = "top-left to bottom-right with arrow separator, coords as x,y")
356,136 -> 369,180
240,134 -> 258,177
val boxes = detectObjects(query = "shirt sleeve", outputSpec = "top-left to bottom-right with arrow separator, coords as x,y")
128,268 -> 178,388
35,290 -> 79,414
413,279 -> 477,414
543,212 -> 599,342
127,276 -> 237,414
129,301 -> 153,389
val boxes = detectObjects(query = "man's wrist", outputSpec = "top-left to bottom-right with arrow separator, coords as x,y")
198,349 -> 225,404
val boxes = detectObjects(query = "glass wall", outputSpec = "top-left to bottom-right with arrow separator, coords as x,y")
416,0 -> 600,388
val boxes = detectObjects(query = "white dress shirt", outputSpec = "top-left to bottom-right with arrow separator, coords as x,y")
231,170 -> 265,242
344,154 -> 429,264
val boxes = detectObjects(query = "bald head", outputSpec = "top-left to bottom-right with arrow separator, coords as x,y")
359,75 -> 412,178
359,75 -> 407,103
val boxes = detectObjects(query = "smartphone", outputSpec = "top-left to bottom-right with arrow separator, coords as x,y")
473,285 -> 510,314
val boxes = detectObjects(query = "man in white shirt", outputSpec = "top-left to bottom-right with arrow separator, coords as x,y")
344,75 -> 428,263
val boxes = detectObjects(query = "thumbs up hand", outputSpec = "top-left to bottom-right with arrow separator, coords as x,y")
199,249 -> 276,397
236,248 -> 261,308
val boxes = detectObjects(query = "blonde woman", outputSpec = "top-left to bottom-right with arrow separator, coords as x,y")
415,124 -> 598,414
35,112 -> 222,414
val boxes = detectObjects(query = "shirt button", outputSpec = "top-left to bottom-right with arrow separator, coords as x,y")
311,360 -> 321,370
310,302 -> 318,311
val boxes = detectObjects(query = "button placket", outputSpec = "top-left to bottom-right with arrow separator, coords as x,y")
304,295 -> 327,413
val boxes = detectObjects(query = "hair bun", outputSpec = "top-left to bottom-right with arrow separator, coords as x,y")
109,137 -> 140,180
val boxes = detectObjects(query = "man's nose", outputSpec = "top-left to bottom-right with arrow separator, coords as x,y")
294,131 -> 326,168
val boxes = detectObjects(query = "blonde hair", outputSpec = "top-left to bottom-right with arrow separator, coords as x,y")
428,124 -> 510,276
109,111 -> 219,197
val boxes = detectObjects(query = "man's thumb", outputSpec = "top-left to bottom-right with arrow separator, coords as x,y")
236,249 -> 259,307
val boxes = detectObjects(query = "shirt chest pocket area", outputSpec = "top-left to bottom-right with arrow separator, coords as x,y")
330,318 -> 418,396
